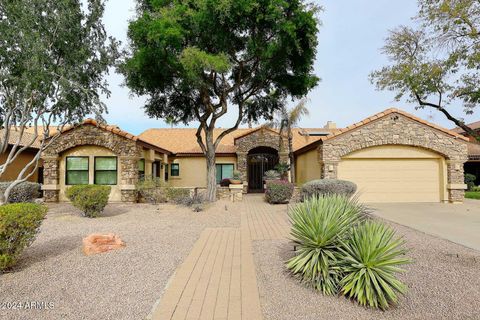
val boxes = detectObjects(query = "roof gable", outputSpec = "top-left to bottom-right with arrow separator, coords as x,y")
322,108 -> 469,142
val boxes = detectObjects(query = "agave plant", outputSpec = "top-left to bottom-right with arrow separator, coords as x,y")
339,221 -> 410,310
286,195 -> 364,295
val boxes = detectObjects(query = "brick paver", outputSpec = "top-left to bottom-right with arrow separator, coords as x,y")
150,195 -> 290,320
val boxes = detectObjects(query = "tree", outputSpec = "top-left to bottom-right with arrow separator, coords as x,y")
0,0 -> 119,204
267,99 -> 309,183
370,0 -> 480,141
121,0 -> 320,201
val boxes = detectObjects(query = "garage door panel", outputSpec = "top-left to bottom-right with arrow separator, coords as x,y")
338,159 -> 441,203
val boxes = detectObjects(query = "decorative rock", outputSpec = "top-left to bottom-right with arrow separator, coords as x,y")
82,233 -> 126,256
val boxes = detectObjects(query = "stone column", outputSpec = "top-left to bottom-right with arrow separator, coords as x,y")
321,161 -> 338,179
42,156 -> 60,202
236,152 -> 248,181
119,156 -> 139,203
446,160 -> 467,203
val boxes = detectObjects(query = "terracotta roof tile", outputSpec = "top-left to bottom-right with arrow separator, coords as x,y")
451,120 -> 480,134
0,128 -> 42,149
138,127 -> 339,154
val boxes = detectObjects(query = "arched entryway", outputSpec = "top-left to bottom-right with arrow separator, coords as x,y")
247,146 -> 279,192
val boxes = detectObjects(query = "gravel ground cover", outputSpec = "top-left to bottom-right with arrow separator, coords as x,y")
253,219 -> 480,320
0,200 -> 240,320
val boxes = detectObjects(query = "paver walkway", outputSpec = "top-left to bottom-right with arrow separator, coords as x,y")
150,195 -> 290,320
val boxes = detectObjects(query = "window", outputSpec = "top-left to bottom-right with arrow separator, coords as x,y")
153,161 -> 161,178
66,157 -> 89,185
94,157 -> 117,185
164,164 -> 169,181
138,159 -> 145,179
216,164 -> 234,184
171,163 -> 179,176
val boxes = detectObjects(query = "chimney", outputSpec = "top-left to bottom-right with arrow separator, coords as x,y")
324,121 -> 337,129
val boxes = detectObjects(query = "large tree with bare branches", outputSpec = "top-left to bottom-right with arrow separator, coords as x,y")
371,0 -> 480,140
0,0 -> 119,204
121,0 -> 320,201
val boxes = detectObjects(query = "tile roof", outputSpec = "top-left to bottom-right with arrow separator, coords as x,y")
451,121 -> 480,134
139,127 -> 338,155
0,128 -> 42,149
467,142 -> 480,158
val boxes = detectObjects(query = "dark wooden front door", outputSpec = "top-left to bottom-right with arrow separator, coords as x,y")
247,151 -> 279,192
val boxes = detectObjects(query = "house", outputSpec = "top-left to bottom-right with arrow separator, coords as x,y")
0,108 -> 469,203
452,121 -> 480,186
0,129 -> 43,183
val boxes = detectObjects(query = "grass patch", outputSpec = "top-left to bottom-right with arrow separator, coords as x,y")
465,191 -> 480,200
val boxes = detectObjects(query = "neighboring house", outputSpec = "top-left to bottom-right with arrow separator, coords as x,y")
0,129 -> 42,183
0,108 -> 469,203
452,121 -> 480,186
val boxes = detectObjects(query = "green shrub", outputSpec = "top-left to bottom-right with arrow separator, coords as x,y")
265,180 -> 294,204
165,187 -> 191,203
301,179 -> 357,200
286,195 -> 364,295
465,173 -> 477,191
136,177 -> 167,204
339,221 -> 410,310
0,203 -> 47,271
0,182 -> 41,203
66,185 -> 111,218
264,170 -> 280,180
286,195 -> 410,310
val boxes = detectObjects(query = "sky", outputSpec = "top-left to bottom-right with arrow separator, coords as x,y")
100,0 -> 479,135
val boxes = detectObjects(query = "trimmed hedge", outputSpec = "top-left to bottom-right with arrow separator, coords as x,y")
265,180 -> 294,204
66,185 -> 111,218
0,203 -> 47,271
0,182 -> 41,203
301,179 -> 357,200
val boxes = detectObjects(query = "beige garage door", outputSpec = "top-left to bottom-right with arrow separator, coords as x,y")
337,146 -> 443,203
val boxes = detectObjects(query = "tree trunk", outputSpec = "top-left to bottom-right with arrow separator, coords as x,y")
205,131 -> 217,202
288,130 -> 295,183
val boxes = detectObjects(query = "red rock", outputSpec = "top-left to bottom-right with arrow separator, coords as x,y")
82,233 -> 126,256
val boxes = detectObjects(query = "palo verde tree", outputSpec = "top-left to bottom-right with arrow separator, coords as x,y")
121,0 -> 320,201
371,0 -> 480,141
0,0 -> 119,204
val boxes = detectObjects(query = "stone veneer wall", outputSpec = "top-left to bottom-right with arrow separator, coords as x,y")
235,128 -> 289,182
42,124 -> 142,202
318,113 -> 469,203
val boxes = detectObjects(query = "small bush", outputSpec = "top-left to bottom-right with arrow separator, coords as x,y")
339,221 -> 410,310
0,203 -> 47,271
66,185 -> 111,218
219,178 -> 231,187
286,195 -> 364,295
0,182 -> 41,203
264,170 -> 280,180
232,170 -> 242,180
465,173 -> 477,191
136,177 -> 167,204
265,180 -> 294,204
301,179 -> 357,200
165,187 -> 191,203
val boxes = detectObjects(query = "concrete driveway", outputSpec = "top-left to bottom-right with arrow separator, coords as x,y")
369,199 -> 480,251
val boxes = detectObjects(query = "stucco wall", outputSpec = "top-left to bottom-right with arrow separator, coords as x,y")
167,156 -> 237,188
295,148 -> 321,185
0,147 -> 40,182
58,145 -> 122,202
